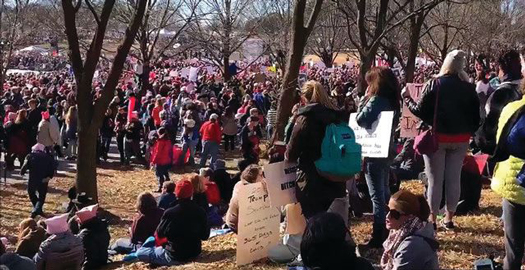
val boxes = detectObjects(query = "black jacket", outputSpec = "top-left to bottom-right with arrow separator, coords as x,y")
156,199 -> 210,262
20,151 -> 57,184
286,103 -> 346,218
477,77 -> 522,154
77,217 -> 110,270
405,74 -> 480,135
213,169 -> 233,203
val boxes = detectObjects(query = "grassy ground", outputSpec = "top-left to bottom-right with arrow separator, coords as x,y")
0,156 -> 505,270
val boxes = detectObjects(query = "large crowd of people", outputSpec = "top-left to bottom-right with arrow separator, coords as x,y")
0,48 -> 524,270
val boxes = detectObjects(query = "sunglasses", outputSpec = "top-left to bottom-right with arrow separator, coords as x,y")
388,209 -> 404,220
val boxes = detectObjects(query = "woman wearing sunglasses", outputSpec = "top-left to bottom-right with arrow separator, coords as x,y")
381,190 -> 439,270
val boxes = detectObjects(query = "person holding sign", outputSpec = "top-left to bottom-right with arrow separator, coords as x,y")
356,67 -> 401,249
286,81 -> 349,222
403,50 -> 480,230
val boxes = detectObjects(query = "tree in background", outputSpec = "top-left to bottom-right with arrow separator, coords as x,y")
61,0 -> 147,202
274,0 -> 324,140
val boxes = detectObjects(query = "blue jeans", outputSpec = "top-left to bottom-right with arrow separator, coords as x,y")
365,159 -> 390,225
180,139 -> 197,165
199,140 -> 219,169
135,246 -> 181,266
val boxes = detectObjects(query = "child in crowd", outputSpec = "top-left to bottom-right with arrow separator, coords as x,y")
150,127 -> 172,192
158,181 -> 177,210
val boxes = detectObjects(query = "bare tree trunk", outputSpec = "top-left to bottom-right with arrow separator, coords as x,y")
274,0 -> 324,140
406,12 -> 425,83
357,52 -> 374,94
320,50 -> 333,68
223,54 -> 231,81
76,126 -> 98,200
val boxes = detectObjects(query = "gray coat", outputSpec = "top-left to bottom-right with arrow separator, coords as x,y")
393,223 -> 439,270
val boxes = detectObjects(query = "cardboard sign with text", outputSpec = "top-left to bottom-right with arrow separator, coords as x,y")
236,183 -> 280,266
285,203 -> 306,235
263,161 -> 298,207
400,83 -> 425,138
348,111 -> 394,158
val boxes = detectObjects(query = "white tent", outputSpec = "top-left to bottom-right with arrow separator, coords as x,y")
18,46 -> 48,54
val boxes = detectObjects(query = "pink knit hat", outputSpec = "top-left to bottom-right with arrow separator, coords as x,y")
41,111 -> 50,120
45,214 -> 69,234
76,204 -> 98,224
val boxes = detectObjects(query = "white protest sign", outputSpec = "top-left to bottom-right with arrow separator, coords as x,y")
237,183 -> 280,266
400,83 -> 425,138
189,67 -> 199,82
263,161 -> 298,207
349,111 -> 394,158
169,70 -> 178,77
179,68 -> 189,78
205,66 -> 215,74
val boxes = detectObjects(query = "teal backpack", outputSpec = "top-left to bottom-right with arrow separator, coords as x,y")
315,123 -> 362,182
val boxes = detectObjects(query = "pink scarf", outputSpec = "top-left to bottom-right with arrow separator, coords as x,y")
381,217 -> 426,270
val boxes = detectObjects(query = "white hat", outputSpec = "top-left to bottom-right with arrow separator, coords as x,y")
32,143 -> 46,153
210,113 -> 219,120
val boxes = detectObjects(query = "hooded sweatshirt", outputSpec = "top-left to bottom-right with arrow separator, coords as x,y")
392,223 -> 439,270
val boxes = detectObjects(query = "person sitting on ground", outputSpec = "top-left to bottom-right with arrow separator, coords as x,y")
150,127 -> 173,192
15,218 -> 47,259
34,214 -> 84,269
390,138 -> 424,181
135,180 -> 210,266
301,212 -> 374,270
231,159 -> 252,187
190,174 -> 209,212
225,164 -> 264,233
158,181 -> 177,210
110,192 -> 164,254
21,143 -> 57,218
72,204 -> 110,270
381,190 -> 439,270
0,239 -> 36,270
212,159 -> 233,203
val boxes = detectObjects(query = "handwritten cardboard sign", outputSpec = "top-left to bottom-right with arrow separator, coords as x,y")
189,67 -> 199,82
349,111 -> 394,158
263,161 -> 298,207
236,183 -> 280,266
179,68 -> 189,78
285,203 -> 306,235
400,83 -> 425,138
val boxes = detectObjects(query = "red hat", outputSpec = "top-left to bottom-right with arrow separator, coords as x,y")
175,180 -> 194,199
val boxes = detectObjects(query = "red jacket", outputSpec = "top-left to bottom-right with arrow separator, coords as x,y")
200,121 -> 222,143
152,106 -> 162,127
151,138 -> 172,166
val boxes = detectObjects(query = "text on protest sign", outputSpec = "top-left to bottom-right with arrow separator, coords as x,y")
263,161 -> 298,207
236,183 -> 280,266
400,83 -> 425,138
348,111 -> 394,158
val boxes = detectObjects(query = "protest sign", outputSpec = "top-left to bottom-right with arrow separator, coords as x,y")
189,67 -> 199,82
179,68 -> 189,78
237,183 -> 280,266
263,161 -> 298,207
400,83 -> 425,138
348,111 -> 394,158
169,70 -> 178,77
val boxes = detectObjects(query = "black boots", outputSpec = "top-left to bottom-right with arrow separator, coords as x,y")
360,223 -> 388,250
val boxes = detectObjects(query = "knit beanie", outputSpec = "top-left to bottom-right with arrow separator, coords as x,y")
175,180 -> 194,199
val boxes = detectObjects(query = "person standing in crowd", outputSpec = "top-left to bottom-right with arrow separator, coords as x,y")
490,62 -> 525,270
152,98 -> 164,128
99,108 -> 115,162
21,143 -> 57,218
27,99 -> 42,145
180,117 -> 199,167
110,192 -> 164,254
150,127 -> 172,192
266,101 -> 278,140
64,105 -> 78,160
300,212 -> 374,270
356,67 -> 401,248
240,116 -> 263,163
478,50 -> 523,154
135,180 -> 210,266
115,106 -> 128,164
124,111 -> 147,167
381,190 -> 439,270
286,81 -> 348,223
404,50 -> 480,230
199,113 -> 222,169
221,106 -> 237,152
37,110 -> 59,153
4,110 -> 31,171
